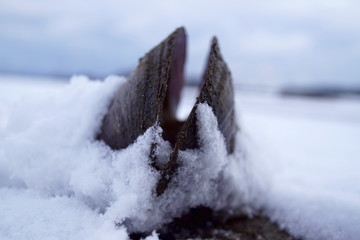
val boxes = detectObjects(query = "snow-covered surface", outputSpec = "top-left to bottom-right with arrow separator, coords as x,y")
0,75 -> 264,239
237,93 -> 360,240
1,75 -> 360,240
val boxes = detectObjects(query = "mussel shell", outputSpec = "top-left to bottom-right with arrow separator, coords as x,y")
99,28 -> 236,196
156,37 -> 237,195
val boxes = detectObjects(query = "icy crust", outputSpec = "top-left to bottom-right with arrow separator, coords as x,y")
0,76 -> 267,239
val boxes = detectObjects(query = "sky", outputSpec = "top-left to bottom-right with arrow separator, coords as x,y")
0,0 -> 360,88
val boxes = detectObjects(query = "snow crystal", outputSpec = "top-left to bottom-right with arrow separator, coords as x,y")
127,103 -> 269,232
0,76 -> 265,239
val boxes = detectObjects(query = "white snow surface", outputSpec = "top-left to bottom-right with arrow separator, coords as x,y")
238,93 -> 360,240
0,75 -> 266,239
1,75 -> 360,240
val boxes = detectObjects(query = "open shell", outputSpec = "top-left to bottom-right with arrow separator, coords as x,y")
99,27 -> 237,196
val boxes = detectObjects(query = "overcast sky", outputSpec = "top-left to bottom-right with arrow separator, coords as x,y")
1,0 -> 359,87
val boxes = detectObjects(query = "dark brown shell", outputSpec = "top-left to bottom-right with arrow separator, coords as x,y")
156,37 -> 237,195
98,28 -> 236,196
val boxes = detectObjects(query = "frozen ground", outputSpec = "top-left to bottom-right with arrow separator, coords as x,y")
0,75 -> 360,240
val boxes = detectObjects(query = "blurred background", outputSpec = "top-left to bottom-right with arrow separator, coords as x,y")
1,0 -> 359,94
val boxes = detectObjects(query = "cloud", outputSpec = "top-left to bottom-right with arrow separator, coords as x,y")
238,32 -> 313,55
0,0 -> 359,86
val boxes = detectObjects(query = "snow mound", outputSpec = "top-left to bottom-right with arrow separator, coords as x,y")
0,76 -> 267,239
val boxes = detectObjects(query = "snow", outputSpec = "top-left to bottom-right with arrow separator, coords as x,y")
0,75 -> 159,239
0,75 -> 265,239
0,188 -> 129,240
1,75 -> 360,240
238,93 -> 360,240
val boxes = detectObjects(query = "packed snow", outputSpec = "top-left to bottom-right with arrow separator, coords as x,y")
1,75 -> 360,240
